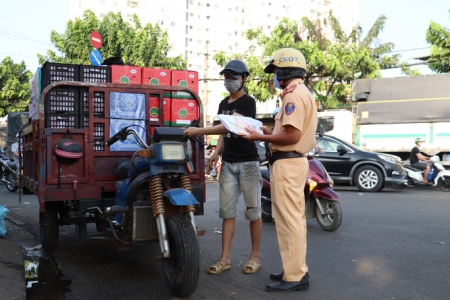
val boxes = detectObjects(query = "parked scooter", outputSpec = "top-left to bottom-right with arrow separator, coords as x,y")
0,152 -> 18,192
261,151 -> 342,231
393,155 -> 450,192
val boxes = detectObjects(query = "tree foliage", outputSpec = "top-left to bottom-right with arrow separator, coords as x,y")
38,10 -> 186,69
0,57 -> 32,117
214,12 -> 389,108
426,12 -> 450,73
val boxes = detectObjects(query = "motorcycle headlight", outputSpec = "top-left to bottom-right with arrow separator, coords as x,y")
161,144 -> 185,161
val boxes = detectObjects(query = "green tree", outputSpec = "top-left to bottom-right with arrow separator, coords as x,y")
0,57 -> 32,117
426,10 -> 450,73
214,12 -> 388,108
38,10 -> 186,69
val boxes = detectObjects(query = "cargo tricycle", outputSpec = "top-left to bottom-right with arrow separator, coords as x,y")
20,78 -> 206,297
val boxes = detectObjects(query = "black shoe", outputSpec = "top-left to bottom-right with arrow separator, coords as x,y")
269,271 -> 309,281
266,275 -> 309,292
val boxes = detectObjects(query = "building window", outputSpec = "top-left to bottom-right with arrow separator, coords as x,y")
206,3 -> 210,7
171,22 -> 175,26
198,40 -> 202,44
100,0 -> 105,4
190,0 -> 194,3
112,1 -> 117,6
100,13 -> 105,18
214,5 -> 218,9
206,16 -> 210,19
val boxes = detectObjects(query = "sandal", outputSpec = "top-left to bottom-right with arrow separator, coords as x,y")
243,260 -> 261,274
208,261 -> 231,275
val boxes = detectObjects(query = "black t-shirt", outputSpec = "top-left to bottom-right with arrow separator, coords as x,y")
217,94 -> 259,163
410,146 -> 420,165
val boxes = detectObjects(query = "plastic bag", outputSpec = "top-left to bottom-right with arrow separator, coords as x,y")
0,205 -> 10,238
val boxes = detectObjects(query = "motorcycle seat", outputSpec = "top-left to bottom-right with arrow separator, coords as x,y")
6,160 -> 17,170
405,165 -> 423,172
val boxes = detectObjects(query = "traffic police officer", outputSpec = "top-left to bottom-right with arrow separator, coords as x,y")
242,48 -> 318,292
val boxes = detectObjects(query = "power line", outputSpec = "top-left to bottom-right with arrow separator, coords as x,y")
389,47 -> 429,53
0,27 -> 52,46
0,52 -> 38,58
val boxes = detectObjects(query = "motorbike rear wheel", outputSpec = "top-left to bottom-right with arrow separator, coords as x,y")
315,199 -> 342,231
162,214 -> 200,298
5,172 -> 18,192
438,175 -> 450,192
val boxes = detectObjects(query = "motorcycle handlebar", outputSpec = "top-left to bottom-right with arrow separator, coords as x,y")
105,126 -> 129,147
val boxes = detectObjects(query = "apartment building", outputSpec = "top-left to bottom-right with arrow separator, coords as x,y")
70,0 -> 359,123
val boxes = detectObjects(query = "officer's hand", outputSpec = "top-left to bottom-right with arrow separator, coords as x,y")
260,126 -> 272,135
184,127 -> 199,138
208,153 -> 219,171
241,128 -> 262,141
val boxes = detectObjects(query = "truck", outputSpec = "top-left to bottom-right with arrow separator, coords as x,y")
19,62 -> 206,297
318,74 -> 450,165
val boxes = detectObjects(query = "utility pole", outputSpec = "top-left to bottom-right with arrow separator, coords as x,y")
203,40 -> 209,126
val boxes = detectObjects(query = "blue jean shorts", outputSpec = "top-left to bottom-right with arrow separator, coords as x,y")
218,161 -> 262,221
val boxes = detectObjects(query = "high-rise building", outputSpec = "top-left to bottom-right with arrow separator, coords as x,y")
70,0 -> 358,122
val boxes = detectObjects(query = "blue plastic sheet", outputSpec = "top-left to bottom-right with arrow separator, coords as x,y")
0,205 -> 10,238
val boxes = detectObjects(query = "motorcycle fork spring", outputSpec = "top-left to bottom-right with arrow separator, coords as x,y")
149,175 -> 165,217
179,174 -> 195,214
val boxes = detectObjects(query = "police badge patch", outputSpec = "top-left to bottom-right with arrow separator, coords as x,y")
285,102 -> 295,115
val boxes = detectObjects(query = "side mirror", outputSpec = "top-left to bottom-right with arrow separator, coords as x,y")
336,145 -> 348,154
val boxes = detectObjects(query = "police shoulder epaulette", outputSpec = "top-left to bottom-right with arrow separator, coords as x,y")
281,84 -> 297,98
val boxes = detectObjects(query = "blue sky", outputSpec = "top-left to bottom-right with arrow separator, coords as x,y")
0,0 -> 449,76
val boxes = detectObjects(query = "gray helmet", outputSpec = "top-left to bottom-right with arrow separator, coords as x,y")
219,60 -> 249,78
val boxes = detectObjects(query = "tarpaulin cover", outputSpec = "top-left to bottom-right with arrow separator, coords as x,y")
109,92 -> 146,152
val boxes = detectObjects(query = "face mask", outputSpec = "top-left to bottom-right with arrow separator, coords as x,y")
273,73 -> 282,89
224,79 -> 242,94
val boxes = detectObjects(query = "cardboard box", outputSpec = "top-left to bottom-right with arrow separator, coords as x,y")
149,96 -> 171,126
171,99 -> 199,127
110,65 -> 142,84
171,70 -> 198,99
142,67 -> 171,97
142,67 -> 171,85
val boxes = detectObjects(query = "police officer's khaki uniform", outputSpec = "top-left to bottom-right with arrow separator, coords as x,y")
269,80 -> 318,282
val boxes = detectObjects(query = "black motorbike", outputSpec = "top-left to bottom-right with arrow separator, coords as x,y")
0,152 -> 18,192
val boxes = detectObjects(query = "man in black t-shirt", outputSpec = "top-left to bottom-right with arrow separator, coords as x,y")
410,138 -> 432,183
184,60 -> 263,275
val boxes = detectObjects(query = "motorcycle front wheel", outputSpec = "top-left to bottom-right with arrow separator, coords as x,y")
438,175 -> 450,192
315,199 -> 342,232
162,214 -> 200,298
5,172 -> 18,192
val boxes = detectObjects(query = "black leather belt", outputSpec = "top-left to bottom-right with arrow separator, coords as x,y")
268,151 -> 306,165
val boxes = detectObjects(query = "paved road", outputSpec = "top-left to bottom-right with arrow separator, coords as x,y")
1,183 -> 450,299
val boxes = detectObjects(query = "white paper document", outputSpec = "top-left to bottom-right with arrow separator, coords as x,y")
217,114 -> 263,135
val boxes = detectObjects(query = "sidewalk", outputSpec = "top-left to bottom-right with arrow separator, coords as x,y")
0,238 -> 26,300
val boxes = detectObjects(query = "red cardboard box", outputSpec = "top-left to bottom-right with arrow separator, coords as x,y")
110,65 -> 142,84
171,70 -> 198,99
142,68 -> 171,85
149,96 -> 171,126
171,99 -> 199,127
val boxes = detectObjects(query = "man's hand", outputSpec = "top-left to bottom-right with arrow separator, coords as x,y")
184,127 -> 200,138
208,152 -> 219,171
